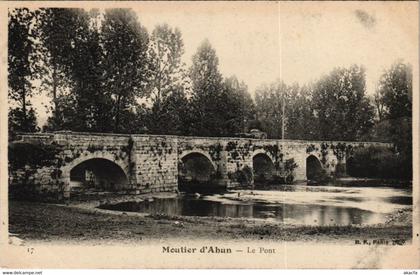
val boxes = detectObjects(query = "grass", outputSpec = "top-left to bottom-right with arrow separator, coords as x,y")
8,200 -> 413,244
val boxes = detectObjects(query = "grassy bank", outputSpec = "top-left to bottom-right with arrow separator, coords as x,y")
8,200 -> 412,244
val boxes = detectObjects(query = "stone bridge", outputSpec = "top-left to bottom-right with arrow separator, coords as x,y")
9,132 -> 392,199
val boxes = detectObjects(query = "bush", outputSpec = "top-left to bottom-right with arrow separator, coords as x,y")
9,142 -> 61,170
347,146 -> 411,179
335,163 -> 346,177
308,168 -> 333,185
229,165 -> 253,186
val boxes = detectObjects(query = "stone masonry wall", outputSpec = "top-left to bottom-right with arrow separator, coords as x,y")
9,132 -> 393,201
131,135 -> 178,193
178,137 -> 302,187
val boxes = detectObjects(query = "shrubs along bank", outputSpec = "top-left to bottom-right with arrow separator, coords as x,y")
347,146 -> 411,180
307,145 -> 411,187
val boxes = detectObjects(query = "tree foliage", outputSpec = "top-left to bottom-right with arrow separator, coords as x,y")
373,61 -> 412,176
255,81 -> 317,139
254,81 -> 288,139
8,7 -> 412,176
188,39 -> 225,136
101,9 -> 150,133
375,62 -> 412,120
188,40 -> 255,137
311,65 -> 374,141
146,24 -> 190,134
8,8 -> 40,135
40,8 -> 111,132
220,76 -> 255,136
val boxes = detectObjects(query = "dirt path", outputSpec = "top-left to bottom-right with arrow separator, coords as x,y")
8,200 -> 412,245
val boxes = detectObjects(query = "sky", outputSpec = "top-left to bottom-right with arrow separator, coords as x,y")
29,1 -> 418,126
135,1 -> 417,93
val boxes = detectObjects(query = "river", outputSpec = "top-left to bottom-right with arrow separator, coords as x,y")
99,185 -> 411,226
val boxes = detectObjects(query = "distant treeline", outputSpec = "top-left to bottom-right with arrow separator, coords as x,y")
8,8 -> 412,159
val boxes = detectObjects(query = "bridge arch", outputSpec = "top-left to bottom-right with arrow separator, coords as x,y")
62,151 -> 130,192
252,150 -> 276,185
178,151 -> 221,192
306,154 -> 323,181
251,149 -> 275,164
178,149 -> 217,170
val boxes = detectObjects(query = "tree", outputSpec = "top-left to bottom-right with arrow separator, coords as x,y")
254,81 -> 288,139
284,84 -> 319,140
189,39 -> 224,136
8,108 -> 39,138
8,8 -> 40,135
375,61 -> 412,160
376,61 -> 412,120
311,65 -> 374,141
255,81 -> 318,140
68,9 -> 115,132
38,8 -> 82,130
220,76 -> 255,136
146,24 -> 189,134
39,8 -> 114,132
101,8 -> 150,133
150,87 -> 191,135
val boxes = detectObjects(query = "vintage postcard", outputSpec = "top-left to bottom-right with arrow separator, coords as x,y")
0,0 -> 419,269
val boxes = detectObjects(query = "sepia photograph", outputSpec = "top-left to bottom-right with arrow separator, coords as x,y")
0,0 -> 418,269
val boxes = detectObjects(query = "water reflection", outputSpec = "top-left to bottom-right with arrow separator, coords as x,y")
98,186 -> 411,226
100,196 -> 388,225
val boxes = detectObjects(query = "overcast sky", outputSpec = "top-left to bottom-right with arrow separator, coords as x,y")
136,1 -> 417,93
30,1 -> 418,126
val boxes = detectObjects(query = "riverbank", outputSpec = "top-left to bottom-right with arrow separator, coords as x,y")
8,198 -> 412,245
308,177 -> 412,188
